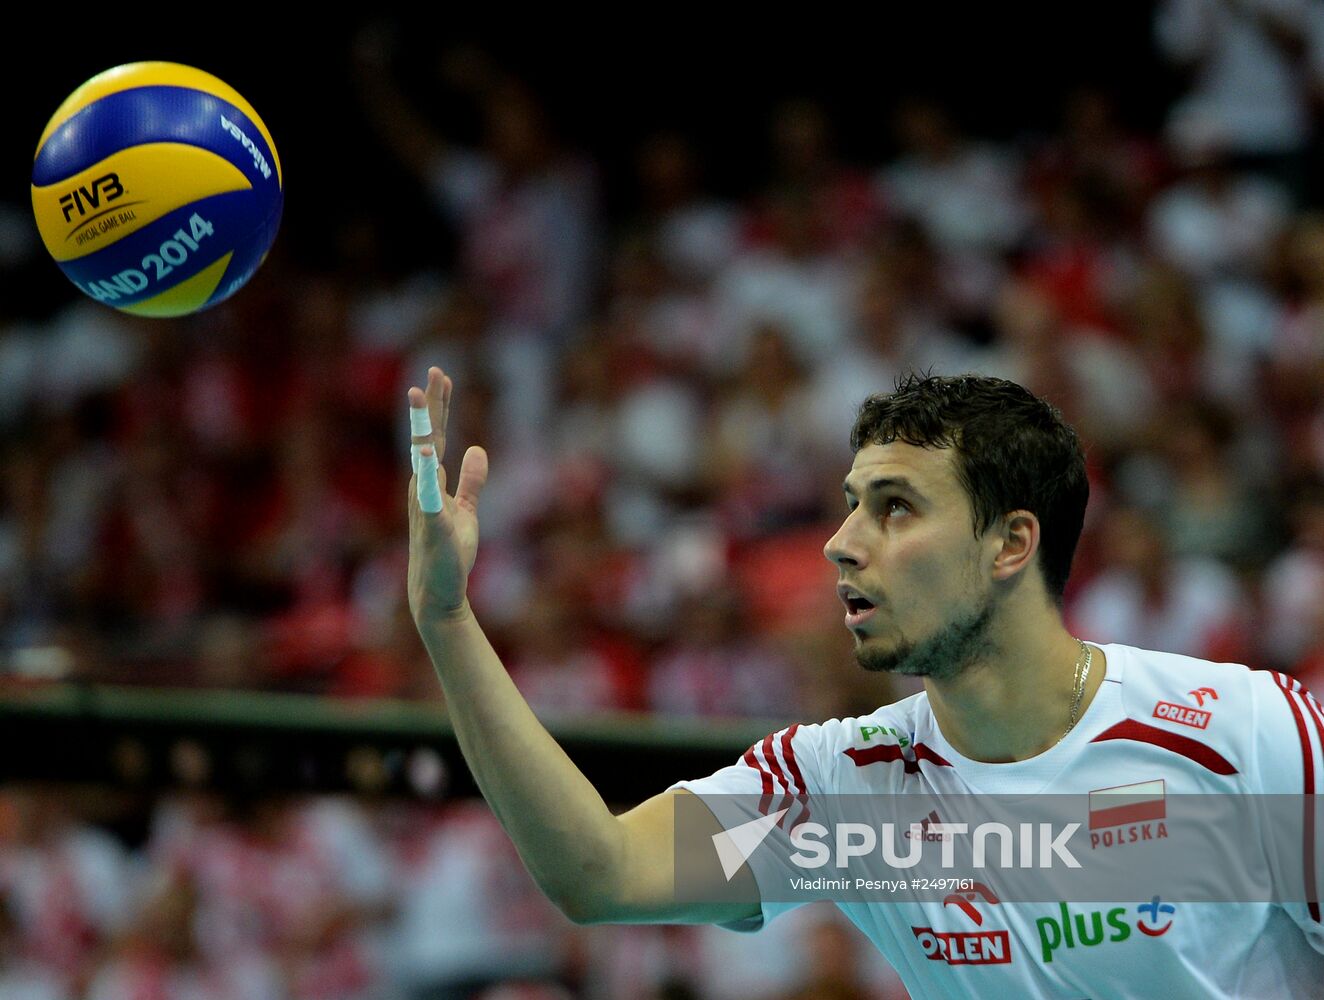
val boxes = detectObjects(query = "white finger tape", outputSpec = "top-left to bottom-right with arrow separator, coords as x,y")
410,406 -> 433,437
410,444 -> 422,476
417,449 -> 443,514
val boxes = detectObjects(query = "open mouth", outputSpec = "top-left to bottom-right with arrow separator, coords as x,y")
840,590 -> 877,627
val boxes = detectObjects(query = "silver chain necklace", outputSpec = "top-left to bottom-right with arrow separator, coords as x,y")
1064,638 -> 1092,735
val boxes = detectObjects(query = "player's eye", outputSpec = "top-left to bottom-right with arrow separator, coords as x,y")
885,497 -> 910,517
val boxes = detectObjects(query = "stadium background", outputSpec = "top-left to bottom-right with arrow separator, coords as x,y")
3,5 -> 1324,998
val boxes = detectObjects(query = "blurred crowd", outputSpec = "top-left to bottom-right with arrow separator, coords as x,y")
3,6 -> 1324,715
6,7 -> 1324,718
0,785 -> 909,1000
5,2 -> 1324,998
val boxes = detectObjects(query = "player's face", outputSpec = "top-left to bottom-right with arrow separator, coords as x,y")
824,441 -> 995,678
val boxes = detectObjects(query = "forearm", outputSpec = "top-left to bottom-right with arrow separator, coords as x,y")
352,64 -> 446,180
418,601 -> 626,917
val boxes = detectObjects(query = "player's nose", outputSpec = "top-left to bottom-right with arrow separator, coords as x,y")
824,514 -> 867,569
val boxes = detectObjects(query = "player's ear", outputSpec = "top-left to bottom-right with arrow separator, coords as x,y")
991,509 -> 1039,582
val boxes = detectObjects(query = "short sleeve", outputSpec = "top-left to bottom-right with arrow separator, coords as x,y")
668,722 -> 825,933
1250,669 -> 1324,954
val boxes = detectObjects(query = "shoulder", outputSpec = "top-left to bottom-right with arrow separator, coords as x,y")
743,692 -> 932,792
1244,667 -> 1324,794
1107,642 -> 1256,704
1101,642 -> 1324,790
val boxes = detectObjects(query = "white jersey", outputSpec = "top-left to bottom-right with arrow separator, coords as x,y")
672,643 -> 1324,999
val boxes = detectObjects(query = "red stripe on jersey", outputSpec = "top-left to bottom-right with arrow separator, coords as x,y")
776,724 -> 810,830
781,724 -> 807,796
914,743 -> 954,769
761,733 -> 792,795
742,744 -> 774,815
1289,672 -> 1324,752
844,742 -> 953,774
1304,688 -> 1324,742
1303,686 -> 1324,913
789,802 -> 813,830
1273,670 -> 1307,695
761,732 -> 796,823
1272,672 -> 1321,922
1089,720 -> 1238,775
845,743 -> 905,768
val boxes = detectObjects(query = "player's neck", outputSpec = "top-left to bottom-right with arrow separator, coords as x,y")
923,608 -> 1106,764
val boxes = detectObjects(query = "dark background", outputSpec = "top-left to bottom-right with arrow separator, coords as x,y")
9,9 -> 1172,313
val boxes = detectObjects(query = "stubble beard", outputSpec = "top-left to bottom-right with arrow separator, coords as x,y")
854,597 -> 995,680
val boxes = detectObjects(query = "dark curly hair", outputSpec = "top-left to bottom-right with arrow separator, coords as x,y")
850,373 -> 1089,604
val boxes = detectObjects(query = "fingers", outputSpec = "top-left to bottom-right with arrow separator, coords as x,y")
454,445 -> 489,514
408,387 -> 432,476
425,366 -> 451,461
407,368 -> 461,517
416,444 -> 444,514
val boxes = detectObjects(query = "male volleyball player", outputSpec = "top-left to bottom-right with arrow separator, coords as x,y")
406,367 -> 1324,998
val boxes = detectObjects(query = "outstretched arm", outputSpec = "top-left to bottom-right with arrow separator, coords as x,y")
352,27 -> 451,183
407,366 -> 758,925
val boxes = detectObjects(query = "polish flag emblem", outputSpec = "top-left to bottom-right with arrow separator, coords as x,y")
1088,779 -> 1166,830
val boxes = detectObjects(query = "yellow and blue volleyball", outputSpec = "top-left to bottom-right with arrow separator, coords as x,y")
31,62 -> 283,317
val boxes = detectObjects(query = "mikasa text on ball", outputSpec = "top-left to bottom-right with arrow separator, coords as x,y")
31,62 -> 283,317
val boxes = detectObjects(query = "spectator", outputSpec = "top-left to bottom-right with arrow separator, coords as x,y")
390,802 -> 572,1000
878,99 -> 1029,314
1262,477 -> 1324,671
0,787 -> 131,997
1155,0 -> 1320,191
807,263 -> 973,461
748,99 -> 883,255
1156,399 -> 1279,568
972,278 -> 1157,453
706,324 -> 827,536
0,885 -> 70,1000
1068,503 -> 1250,661
504,591 -> 635,717
354,33 -> 600,342
633,131 -> 742,285
1147,132 -> 1289,357
647,587 -> 802,720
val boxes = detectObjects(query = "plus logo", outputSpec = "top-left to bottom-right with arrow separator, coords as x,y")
1136,896 -> 1175,937
1036,899 -> 1179,962
858,724 -> 910,747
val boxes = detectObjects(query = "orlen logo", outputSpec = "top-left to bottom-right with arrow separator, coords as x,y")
59,173 -> 124,222
1153,685 -> 1218,729
911,882 -> 1012,966
912,926 -> 1012,965
1152,701 -> 1210,729
1035,897 -> 1177,963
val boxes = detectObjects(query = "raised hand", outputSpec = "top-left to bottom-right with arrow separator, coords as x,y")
406,367 -> 489,623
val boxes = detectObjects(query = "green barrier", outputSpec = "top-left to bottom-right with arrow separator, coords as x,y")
0,683 -> 788,801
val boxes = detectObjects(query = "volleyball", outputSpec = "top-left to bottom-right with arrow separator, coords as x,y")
31,62 -> 283,317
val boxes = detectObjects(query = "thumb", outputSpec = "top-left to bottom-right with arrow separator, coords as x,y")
454,445 -> 489,514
